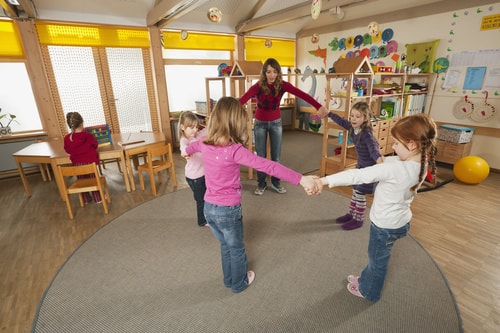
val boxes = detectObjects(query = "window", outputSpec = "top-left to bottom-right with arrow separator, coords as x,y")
164,49 -> 231,112
0,62 -> 42,132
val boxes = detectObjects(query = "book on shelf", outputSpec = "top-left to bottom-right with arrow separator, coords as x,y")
403,94 -> 427,116
379,98 -> 398,119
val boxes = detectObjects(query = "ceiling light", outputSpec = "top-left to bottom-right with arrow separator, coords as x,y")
7,0 -> 20,5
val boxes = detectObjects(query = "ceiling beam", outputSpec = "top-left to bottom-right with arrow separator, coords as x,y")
236,0 -> 359,34
146,0 -> 208,27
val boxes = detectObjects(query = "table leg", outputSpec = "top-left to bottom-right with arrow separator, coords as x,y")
15,158 -> 31,198
126,155 -> 136,191
51,159 -> 66,201
119,154 -> 131,192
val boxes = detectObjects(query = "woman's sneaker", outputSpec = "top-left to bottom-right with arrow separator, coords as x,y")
254,186 -> 267,195
271,184 -> 287,194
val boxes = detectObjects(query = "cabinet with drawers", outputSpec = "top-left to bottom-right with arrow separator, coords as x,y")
372,118 -> 397,156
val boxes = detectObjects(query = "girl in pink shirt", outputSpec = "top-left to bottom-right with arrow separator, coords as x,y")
185,97 -> 318,293
179,111 -> 208,227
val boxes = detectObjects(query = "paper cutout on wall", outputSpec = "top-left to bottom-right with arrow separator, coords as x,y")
405,40 -> 440,73
308,46 -> 327,65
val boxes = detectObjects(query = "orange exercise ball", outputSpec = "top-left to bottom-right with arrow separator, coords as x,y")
453,156 -> 490,184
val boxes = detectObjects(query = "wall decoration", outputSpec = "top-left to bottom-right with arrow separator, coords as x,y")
452,95 -> 474,119
362,33 -> 372,45
338,38 -> 346,50
471,91 -> 496,122
311,33 -> 319,43
381,28 -> 394,43
328,38 -> 339,51
308,46 -> 327,65
405,40 -> 439,73
433,57 -> 450,73
311,0 -> 322,20
463,66 -> 487,90
368,22 -> 379,36
207,7 -> 222,23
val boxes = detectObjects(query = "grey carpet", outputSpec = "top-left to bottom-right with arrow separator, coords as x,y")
281,130 -> 323,174
32,182 -> 462,333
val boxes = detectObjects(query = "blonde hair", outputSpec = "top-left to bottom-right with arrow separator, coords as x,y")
391,114 -> 437,191
178,111 -> 200,139
204,97 -> 249,147
66,112 -> 83,132
349,102 -> 374,143
259,58 -> 283,96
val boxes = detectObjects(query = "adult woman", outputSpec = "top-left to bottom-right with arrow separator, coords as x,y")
239,58 -> 327,195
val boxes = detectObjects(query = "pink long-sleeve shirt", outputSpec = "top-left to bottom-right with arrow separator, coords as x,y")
186,141 -> 302,206
239,81 -> 322,122
180,127 -> 207,180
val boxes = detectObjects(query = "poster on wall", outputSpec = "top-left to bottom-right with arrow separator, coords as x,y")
463,66 -> 487,90
405,40 -> 439,73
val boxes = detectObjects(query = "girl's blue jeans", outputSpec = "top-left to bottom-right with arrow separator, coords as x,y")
186,175 -> 207,226
204,202 -> 249,293
253,119 -> 283,189
359,222 -> 410,302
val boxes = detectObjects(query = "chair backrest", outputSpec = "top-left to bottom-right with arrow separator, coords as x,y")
59,163 -> 99,178
145,143 -> 171,166
58,163 -> 104,193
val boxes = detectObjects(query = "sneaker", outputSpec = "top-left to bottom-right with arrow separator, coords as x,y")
347,281 -> 365,298
247,270 -> 255,285
271,184 -> 287,194
342,219 -> 363,230
254,186 -> 267,195
347,275 -> 359,284
336,213 -> 353,224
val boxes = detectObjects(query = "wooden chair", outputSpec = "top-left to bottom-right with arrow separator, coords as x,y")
57,162 -> 111,219
137,143 -> 177,196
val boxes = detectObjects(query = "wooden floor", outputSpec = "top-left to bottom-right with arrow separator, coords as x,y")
1,152 -> 499,333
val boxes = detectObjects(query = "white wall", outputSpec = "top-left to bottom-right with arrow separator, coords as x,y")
296,3 -> 500,169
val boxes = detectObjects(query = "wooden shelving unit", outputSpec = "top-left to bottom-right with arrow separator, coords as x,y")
320,57 -> 436,176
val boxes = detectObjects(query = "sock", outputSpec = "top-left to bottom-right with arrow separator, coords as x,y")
352,190 -> 366,222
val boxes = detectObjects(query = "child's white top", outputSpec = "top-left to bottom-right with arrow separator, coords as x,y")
180,127 -> 207,179
325,156 -> 424,229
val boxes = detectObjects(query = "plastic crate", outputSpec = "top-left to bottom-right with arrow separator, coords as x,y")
438,124 -> 474,143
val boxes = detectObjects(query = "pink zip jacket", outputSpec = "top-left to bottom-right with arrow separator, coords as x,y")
186,141 -> 302,206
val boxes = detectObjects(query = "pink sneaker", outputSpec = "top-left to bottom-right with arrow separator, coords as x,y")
347,275 -> 359,284
247,270 -> 255,286
347,281 -> 365,298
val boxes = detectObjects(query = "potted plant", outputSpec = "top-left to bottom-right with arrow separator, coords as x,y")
0,107 -> 18,136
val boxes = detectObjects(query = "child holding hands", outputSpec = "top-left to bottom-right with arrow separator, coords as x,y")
318,102 -> 383,230
185,97 -> 318,293
313,114 -> 437,302
179,111 -> 208,227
